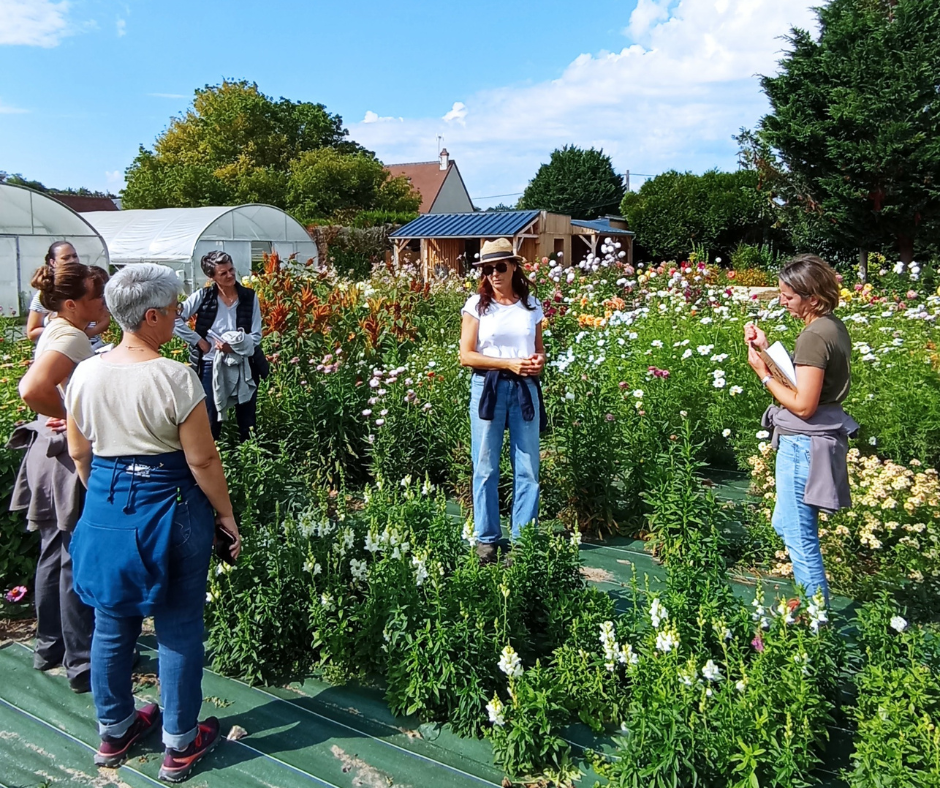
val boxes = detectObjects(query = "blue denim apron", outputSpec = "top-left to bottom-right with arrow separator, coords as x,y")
71,451 -> 208,617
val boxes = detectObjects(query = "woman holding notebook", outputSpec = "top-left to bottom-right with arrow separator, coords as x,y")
745,254 -> 857,604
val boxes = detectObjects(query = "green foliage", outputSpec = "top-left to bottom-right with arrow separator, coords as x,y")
519,145 -> 625,219
0,320 -> 42,594
122,79 -> 419,224
750,0 -> 940,263
351,210 -> 419,229
847,596 -> 940,787
289,148 -> 419,226
620,169 -> 779,262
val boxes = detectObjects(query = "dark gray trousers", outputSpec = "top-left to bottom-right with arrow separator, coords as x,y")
32,519 -> 94,678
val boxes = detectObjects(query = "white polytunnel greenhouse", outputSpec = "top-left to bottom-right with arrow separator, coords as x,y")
0,183 -> 110,316
82,204 -> 319,293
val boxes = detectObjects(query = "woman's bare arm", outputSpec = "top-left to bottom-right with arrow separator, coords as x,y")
18,351 -> 75,419
178,403 -> 240,559
66,415 -> 93,486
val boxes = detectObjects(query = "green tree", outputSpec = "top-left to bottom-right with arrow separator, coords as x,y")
620,169 -> 779,262
518,145 -> 624,219
747,0 -> 940,270
122,80 -> 417,224
287,148 -> 419,225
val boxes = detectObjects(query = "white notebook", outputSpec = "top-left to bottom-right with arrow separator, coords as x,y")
761,341 -> 798,391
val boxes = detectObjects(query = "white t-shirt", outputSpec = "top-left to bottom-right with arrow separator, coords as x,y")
65,356 -> 206,457
461,294 -> 544,359
34,317 -> 95,398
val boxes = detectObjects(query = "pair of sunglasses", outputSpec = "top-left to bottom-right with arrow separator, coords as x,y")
481,262 -> 510,276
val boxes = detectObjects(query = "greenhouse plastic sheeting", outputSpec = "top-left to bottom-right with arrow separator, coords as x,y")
0,183 -> 109,315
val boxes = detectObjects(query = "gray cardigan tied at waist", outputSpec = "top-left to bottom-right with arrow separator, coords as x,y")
761,404 -> 860,513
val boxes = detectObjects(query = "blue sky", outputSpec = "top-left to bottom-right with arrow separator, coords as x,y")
0,0 -> 817,208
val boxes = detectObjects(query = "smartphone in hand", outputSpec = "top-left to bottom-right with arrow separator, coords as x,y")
214,525 -> 238,565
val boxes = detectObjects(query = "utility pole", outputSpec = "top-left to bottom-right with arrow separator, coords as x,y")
624,170 -> 630,193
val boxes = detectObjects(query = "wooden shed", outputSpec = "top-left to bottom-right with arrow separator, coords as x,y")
389,210 -> 634,279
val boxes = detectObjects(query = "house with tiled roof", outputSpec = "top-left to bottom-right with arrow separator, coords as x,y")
385,149 -> 473,214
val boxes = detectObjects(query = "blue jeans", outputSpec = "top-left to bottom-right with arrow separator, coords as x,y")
772,435 -> 829,602
91,489 -> 214,750
469,375 -> 540,542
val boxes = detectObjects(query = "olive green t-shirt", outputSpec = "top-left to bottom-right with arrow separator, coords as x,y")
793,314 -> 852,405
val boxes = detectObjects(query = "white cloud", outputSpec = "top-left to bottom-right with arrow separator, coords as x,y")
0,99 -> 28,114
0,0 -> 71,47
442,102 -> 468,124
362,110 -> 401,124
116,18 -> 126,37
626,0 -> 673,41
350,0 -> 817,207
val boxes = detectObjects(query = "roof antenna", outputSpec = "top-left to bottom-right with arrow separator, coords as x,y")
437,135 -> 443,155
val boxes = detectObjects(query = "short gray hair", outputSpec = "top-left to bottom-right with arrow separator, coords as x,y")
105,264 -> 183,332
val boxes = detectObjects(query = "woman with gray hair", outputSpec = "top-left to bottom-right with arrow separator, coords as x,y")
65,263 -> 240,782
174,251 -> 264,441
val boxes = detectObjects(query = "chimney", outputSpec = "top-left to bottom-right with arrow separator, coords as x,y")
439,148 -> 450,171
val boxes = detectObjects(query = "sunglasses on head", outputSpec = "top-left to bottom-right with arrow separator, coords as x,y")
481,262 -> 510,276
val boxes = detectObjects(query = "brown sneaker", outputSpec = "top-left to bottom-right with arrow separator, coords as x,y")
158,717 -> 221,783
94,703 -> 161,767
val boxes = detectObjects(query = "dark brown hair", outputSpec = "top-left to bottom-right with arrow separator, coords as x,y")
44,241 -> 75,266
476,263 -> 538,315
778,254 -> 841,316
31,261 -> 108,312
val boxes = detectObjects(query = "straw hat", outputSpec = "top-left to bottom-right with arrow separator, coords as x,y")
474,238 -> 524,266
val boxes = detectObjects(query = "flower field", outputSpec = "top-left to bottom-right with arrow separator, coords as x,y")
2,247 -> 940,785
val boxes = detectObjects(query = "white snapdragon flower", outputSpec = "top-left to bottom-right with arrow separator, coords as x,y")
655,628 -> 679,653
461,519 -> 478,546
412,555 -> 429,586
498,645 -> 523,678
486,696 -> 506,726
890,615 -> 908,633
701,659 -> 722,681
650,598 -> 669,629
735,678 -> 748,693
320,592 -> 335,611
349,558 -> 368,582
722,429 -> 732,438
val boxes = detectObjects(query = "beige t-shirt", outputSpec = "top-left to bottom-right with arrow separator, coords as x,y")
35,318 -> 94,397
65,356 -> 206,457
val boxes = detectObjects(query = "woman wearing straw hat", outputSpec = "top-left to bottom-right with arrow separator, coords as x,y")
458,238 -> 546,564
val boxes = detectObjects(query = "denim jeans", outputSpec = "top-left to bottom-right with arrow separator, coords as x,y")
200,361 -> 257,441
772,434 -> 829,602
91,488 -> 214,750
469,374 -> 540,542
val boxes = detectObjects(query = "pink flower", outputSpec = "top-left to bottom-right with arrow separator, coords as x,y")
907,290 -> 918,300
5,586 -> 27,603
751,634 -> 764,653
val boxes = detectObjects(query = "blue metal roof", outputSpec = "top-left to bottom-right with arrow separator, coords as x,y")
389,210 -> 541,239
570,218 -> 635,236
